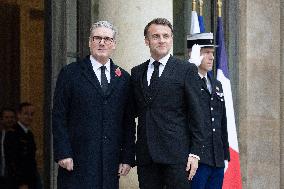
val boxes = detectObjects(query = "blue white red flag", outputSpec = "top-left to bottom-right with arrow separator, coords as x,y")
216,16 -> 242,189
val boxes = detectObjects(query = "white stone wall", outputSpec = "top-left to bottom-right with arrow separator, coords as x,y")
239,0 -> 281,188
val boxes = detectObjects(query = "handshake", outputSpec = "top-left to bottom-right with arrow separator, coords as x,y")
188,44 -> 204,67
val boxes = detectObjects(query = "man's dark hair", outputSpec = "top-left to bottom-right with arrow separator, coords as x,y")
0,107 -> 16,118
144,18 -> 173,37
17,102 -> 33,113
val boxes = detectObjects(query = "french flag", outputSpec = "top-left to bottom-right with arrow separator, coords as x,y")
198,14 -> 205,33
216,16 -> 242,189
190,9 -> 200,34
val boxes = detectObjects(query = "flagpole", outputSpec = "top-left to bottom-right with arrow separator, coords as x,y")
217,0 -> 222,17
216,1 -> 243,187
192,0 -> 197,11
199,0 -> 203,16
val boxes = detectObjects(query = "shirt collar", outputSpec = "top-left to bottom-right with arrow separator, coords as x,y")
17,121 -> 29,133
149,53 -> 171,66
90,55 -> 111,72
198,72 -> 208,80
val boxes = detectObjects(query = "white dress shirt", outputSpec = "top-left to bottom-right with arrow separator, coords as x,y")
90,55 -> 111,84
146,54 -> 170,86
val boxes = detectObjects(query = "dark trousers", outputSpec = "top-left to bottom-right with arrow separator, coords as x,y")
137,162 -> 191,189
191,163 -> 224,189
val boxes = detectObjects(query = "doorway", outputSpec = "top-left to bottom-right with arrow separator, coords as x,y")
0,4 -> 20,110
0,0 -> 45,187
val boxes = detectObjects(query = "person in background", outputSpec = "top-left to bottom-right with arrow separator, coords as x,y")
5,102 -> 39,189
0,108 -> 16,131
187,32 -> 230,189
0,108 -> 16,189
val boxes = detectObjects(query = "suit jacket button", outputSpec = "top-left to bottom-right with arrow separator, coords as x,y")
213,128 -> 216,132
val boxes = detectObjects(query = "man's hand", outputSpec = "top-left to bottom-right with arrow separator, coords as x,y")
58,158 -> 73,171
186,156 -> 199,180
118,163 -> 131,176
224,160 -> 229,173
188,44 -> 204,67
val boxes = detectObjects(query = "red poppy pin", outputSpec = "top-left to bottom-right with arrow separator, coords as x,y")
115,67 -> 122,77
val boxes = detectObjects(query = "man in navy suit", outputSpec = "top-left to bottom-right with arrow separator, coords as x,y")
131,18 -> 206,189
187,33 -> 230,189
52,21 -> 135,189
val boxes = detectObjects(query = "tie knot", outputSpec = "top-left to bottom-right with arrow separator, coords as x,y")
202,77 -> 207,84
153,61 -> 160,68
101,65 -> 106,71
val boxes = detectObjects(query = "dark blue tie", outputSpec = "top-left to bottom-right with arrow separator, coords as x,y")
100,66 -> 108,93
202,77 -> 207,85
150,61 -> 160,85
202,77 -> 211,93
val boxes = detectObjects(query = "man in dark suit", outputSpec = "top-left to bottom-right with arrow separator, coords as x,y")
52,21 -> 135,189
5,103 -> 39,189
187,33 -> 230,189
0,108 -> 16,189
131,18 -> 206,189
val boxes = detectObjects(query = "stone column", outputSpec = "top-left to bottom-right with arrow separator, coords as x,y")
96,0 -> 173,72
281,1 -> 284,188
94,1 -> 173,188
239,0 -> 281,188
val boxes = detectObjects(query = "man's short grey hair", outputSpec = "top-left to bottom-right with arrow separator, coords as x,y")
90,21 -> 118,40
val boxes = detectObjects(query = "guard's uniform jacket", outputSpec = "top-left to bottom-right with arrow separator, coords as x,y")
198,74 -> 230,167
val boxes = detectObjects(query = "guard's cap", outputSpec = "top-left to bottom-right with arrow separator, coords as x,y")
187,33 -> 216,48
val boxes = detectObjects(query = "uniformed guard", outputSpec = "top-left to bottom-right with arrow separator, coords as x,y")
187,32 -> 230,189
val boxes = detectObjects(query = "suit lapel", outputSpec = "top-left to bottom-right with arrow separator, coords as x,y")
146,56 -> 176,102
159,56 -> 176,81
136,61 -> 150,103
137,57 -> 178,105
16,123 -> 28,136
208,74 -> 215,95
104,59 -> 122,98
80,56 -> 104,97
139,60 -> 149,89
